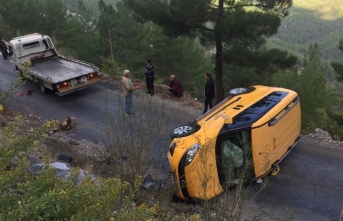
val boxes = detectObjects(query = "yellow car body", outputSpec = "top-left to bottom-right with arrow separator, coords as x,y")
167,85 -> 301,200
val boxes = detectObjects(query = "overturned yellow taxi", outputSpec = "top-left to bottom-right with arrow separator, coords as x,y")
168,85 -> 301,200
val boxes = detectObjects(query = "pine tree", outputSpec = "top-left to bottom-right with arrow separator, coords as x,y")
123,0 -> 294,102
331,40 -> 343,81
97,1 -> 212,84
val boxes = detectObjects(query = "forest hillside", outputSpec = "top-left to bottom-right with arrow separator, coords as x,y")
62,0 -> 342,62
267,0 -> 343,62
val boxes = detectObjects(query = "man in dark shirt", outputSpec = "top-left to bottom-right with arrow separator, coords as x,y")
167,74 -> 184,97
144,58 -> 155,95
203,72 -> 215,114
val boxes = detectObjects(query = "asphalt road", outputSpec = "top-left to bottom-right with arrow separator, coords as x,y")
247,142 -> 343,221
1,58 -> 342,220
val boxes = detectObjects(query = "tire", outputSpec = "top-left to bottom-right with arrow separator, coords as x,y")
227,87 -> 254,97
37,80 -> 47,94
171,123 -> 200,139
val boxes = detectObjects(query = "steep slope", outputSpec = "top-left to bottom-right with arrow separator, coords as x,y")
267,0 -> 343,61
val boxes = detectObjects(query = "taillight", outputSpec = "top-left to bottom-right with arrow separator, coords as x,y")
88,72 -> 98,79
58,81 -> 70,88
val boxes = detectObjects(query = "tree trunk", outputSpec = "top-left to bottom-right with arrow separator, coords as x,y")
214,0 -> 225,103
108,28 -> 114,60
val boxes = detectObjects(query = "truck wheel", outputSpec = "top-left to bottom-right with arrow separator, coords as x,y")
38,80 -> 47,94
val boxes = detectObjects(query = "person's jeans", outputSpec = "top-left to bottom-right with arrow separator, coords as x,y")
125,91 -> 133,114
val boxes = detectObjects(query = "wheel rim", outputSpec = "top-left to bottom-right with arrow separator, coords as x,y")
230,88 -> 247,95
173,126 -> 192,135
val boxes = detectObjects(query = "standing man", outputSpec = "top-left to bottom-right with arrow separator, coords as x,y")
202,72 -> 215,114
145,58 -> 155,95
167,74 -> 184,97
122,69 -> 139,116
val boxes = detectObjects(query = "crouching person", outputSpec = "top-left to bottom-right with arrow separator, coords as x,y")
167,74 -> 184,97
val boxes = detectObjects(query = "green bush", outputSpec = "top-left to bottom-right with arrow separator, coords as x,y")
272,44 -> 343,139
0,116 -> 161,220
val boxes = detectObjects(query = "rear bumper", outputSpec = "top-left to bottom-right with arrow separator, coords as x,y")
56,78 -> 103,96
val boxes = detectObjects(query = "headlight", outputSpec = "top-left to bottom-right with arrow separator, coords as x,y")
185,144 -> 200,166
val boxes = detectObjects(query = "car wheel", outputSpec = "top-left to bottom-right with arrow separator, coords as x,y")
227,87 -> 254,97
171,124 -> 199,139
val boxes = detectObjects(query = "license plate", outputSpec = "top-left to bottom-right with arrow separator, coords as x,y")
76,81 -> 85,86
71,78 -> 86,86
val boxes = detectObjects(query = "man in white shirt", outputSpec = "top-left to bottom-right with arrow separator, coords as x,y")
122,70 -> 139,116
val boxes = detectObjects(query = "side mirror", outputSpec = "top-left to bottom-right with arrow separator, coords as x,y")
222,115 -> 233,124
